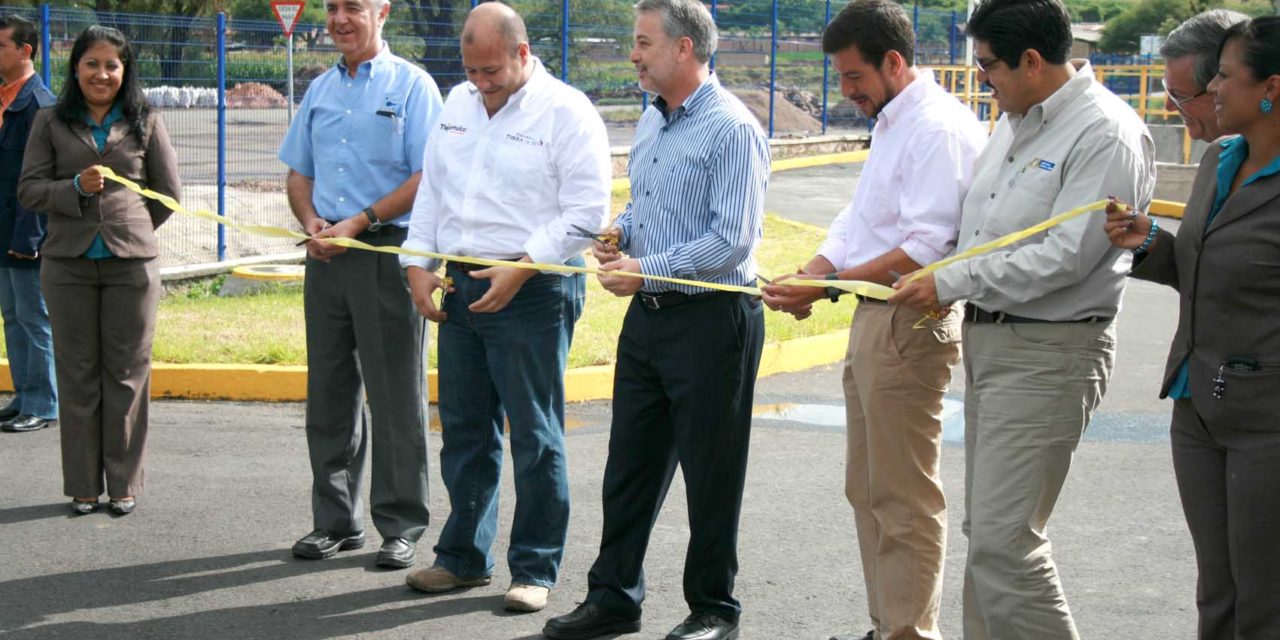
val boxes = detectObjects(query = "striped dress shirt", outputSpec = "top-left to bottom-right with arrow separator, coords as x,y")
615,74 -> 770,294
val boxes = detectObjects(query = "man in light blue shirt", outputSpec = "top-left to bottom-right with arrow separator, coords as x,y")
278,0 -> 442,570
544,1 -> 768,639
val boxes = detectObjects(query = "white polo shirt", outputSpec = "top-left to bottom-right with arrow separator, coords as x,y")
401,57 -> 612,272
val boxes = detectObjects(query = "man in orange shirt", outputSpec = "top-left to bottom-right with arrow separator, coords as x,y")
0,14 -> 58,433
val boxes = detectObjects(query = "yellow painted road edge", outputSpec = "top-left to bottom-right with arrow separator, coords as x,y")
0,330 -> 850,403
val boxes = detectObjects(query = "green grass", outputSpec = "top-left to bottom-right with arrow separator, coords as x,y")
0,215 -> 853,369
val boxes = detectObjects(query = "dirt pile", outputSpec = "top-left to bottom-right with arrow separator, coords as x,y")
731,88 -> 822,136
227,83 -> 288,109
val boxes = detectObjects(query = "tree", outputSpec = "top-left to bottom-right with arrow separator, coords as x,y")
399,0 -> 468,81
1099,0 -> 1191,53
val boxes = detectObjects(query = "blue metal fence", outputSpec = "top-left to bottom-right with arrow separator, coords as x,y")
7,1 -> 969,267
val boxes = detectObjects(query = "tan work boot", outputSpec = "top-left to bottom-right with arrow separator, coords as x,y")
504,583 -> 550,612
405,565 -> 492,594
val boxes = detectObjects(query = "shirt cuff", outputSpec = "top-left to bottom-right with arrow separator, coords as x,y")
638,253 -> 673,285
816,241 -> 845,268
398,238 -> 438,272
933,262 -> 975,304
523,231 -> 575,277
900,237 -> 946,271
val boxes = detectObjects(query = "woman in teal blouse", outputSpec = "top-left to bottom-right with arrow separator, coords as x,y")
1105,16 -> 1280,639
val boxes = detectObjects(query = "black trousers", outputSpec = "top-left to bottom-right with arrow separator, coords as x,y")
586,292 -> 764,623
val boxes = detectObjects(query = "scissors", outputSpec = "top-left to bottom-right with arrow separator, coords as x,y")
566,223 -> 619,247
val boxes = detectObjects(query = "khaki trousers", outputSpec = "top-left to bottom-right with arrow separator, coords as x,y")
960,320 -> 1115,640
42,257 -> 161,499
843,302 -> 960,640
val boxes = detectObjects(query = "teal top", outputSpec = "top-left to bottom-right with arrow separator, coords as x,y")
82,104 -> 123,260
1168,136 -> 1280,399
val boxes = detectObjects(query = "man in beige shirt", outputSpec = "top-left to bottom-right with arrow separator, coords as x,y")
891,0 -> 1155,637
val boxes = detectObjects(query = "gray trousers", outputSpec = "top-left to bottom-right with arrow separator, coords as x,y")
960,320 -> 1115,640
1172,398 -> 1280,639
303,228 -> 429,542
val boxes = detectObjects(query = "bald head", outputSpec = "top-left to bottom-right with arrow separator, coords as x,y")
462,2 -> 528,54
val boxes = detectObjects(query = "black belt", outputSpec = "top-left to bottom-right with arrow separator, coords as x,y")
964,303 -> 1111,324
854,293 -> 888,305
637,290 -> 734,310
356,225 -> 407,240
447,258 -> 523,273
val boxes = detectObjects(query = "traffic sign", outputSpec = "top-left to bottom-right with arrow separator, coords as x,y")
271,0 -> 306,38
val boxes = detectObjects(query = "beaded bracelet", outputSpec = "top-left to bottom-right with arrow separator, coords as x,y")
1134,218 -> 1159,256
73,174 -> 93,198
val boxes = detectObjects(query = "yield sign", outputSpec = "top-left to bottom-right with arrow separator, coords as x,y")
271,0 -> 306,37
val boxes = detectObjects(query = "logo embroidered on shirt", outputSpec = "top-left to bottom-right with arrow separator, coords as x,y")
506,132 -> 544,147
1037,159 -> 1056,171
440,123 -> 467,135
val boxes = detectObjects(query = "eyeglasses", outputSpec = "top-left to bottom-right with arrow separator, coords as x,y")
1161,77 -> 1207,111
974,56 -> 1004,73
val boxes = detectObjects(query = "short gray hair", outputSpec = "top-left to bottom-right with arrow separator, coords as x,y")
1161,9 -> 1248,90
635,0 -> 717,63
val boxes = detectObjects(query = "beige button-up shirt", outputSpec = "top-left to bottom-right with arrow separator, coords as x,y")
934,61 -> 1155,320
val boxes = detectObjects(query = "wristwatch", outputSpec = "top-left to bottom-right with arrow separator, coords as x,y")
363,206 -> 382,232
824,272 -> 842,303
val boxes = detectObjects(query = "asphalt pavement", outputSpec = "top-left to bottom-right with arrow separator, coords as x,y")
0,164 -> 1198,639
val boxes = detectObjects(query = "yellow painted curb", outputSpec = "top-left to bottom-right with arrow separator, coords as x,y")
610,150 -> 870,202
0,328 -> 850,403
1150,199 -> 1185,219
771,150 -> 870,173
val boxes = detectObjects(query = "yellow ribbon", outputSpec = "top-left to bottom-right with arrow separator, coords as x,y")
101,167 -> 762,295
101,167 -> 1109,302
761,199 -> 1110,302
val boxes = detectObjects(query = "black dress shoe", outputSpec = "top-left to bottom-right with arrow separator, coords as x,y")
0,402 -> 20,421
542,602 -> 641,640
291,529 -> 365,559
1,415 -> 56,433
375,537 -> 416,568
665,612 -> 738,640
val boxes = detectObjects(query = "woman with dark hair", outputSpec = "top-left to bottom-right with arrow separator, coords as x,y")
17,25 -> 179,516
1105,15 -> 1280,638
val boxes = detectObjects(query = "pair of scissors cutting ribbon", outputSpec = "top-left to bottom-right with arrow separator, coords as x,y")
566,224 -> 618,247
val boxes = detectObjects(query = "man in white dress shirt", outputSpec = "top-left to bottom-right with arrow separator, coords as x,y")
399,2 -> 611,614
762,1 -> 986,638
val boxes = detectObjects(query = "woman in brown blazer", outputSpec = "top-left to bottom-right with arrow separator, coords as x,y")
17,26 -> 179,516
1105,17 -> 1280,639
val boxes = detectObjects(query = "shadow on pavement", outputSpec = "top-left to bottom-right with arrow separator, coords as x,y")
0,550 -> 503,638
0,502 -> 73,525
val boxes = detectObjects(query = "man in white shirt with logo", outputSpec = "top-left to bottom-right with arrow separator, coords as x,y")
763,2 -> 985,639
399,2 -> 611,615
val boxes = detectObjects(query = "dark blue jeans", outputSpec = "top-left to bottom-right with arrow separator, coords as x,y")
433,259 -> 585,587
0,266 -> 57,420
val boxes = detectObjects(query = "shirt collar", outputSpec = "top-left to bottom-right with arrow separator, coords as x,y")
0,70 -> 35,111
336,41 -> 391,79
876,70 -> 935,128
1014,59 -> 1093,128
654,71 -> 720,123
83,102 -> 123,129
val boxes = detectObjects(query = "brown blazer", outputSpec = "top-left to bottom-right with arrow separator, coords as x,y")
17,108 -> 180,259
1131,141 -> 1280,426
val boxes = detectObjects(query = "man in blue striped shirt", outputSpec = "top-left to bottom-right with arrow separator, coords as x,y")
543,1 -> 769,639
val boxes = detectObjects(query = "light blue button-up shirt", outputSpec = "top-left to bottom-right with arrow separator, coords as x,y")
615,74 -> 770,294
278,44 -> 442,228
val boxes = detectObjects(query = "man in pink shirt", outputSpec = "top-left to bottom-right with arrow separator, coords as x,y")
763,1 -> 986,638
